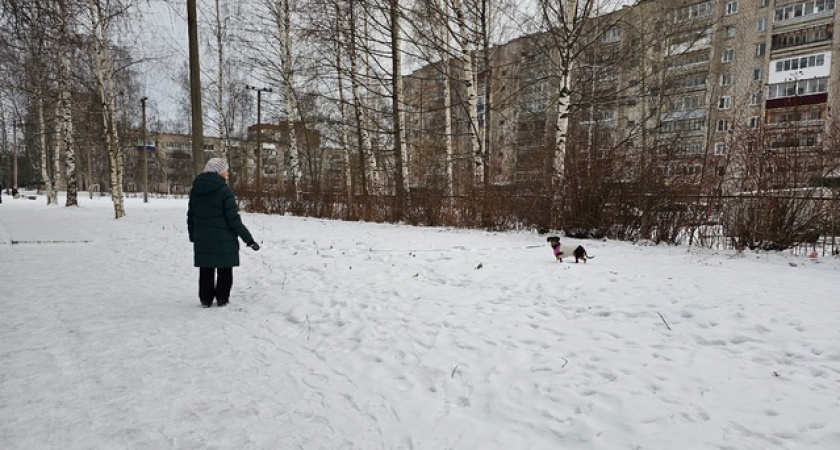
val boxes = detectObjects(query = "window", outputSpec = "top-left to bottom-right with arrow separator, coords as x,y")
604,27 -> 622,43
669,74 -> 707,91
748,117 -> 759,128
774,54 -> 826,72
717,120 -> 729,131
757,18 -> 767,31
755,43 -> 766,56
660,118 -> 706,134
772,24 -> 833,49
815,0 -> 835,13
759,0 -> 770,7
673,1 -> 713,23
668,50 -> 711,68
726,26 -> 737,39
722,48 -> 734,63
775,0 -> 836,22
596,109 -> 616,122
753,68 -> 763,81
721,73 -> 733,86
726,1 -> 740,14
767,77 -> 829,99
719,96 -> 732,109
751,92 -> 762,105
671,140 -> 704,155
672,93 -> 703,110
715,142 -> 728,155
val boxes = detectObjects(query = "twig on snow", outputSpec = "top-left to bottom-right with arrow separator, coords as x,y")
657,312 -> 672,331
451,365 -> 459,378
561,357 -> 568,368
305,315 -> 311,342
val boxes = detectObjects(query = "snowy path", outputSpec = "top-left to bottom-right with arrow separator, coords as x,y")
1,195 -> 839,449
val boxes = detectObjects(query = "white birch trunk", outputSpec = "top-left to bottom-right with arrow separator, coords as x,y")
103,7 -> 124,217
63,88 -> 78,206
87,0 -> 124,218
277,0 -> 302,199
452,0 -> 482,186
362,13 -> 380,195
349,2 -> 378,196
50,98 -> 60,205
335,6 -> 353,198
441,0 -> 454,197
390,0 -> 408,197
547,0 -> 594,216
58,0 -> 78,207
38,97 -> 53,203
444,59 -> 454,197
553,67 -> 570,196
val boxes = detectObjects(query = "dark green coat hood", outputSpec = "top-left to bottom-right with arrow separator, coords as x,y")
191,172 -> 227,195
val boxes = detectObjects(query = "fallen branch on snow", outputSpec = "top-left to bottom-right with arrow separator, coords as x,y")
657,312 -> 672,331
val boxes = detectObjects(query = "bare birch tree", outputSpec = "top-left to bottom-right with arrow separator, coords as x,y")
60,60 -> 78,206
538,0 -> 596,227
273,0 -> 302,199
212,0 -> 229,161
451,0 -> 482,187
37,96 -> 52,202
333,3 -> 354,200
348,1 -> 378,196
404,0 -> 457,196
441,10 -> 454,197
86,0 -> 124,218
54,0 -> 79,207
388,0 -> 407,217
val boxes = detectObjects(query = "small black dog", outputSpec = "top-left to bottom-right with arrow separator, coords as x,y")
572,245 -> 594,263
546,236 -> 564,261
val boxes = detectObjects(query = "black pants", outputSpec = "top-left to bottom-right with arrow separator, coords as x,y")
199,267 -> 233,306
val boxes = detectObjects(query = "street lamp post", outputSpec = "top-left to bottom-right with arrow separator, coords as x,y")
246,85 -> 272,191
141,96 -> 149,203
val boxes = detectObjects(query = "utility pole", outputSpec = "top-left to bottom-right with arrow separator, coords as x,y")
187,0 -> 204,175
246,85 -> 272,191
141,96 -> 149,203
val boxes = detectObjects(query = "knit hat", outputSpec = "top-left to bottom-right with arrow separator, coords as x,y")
203,158 -> 229,175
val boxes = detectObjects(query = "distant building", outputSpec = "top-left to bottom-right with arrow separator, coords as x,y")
123,121 -> 330,195
403,0 -> 840,197
245,121 -> 338,194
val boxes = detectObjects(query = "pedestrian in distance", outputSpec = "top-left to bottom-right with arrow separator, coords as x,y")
187,158 -> 260,308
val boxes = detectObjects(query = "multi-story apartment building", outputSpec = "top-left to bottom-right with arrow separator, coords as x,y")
403,0 -> 840,200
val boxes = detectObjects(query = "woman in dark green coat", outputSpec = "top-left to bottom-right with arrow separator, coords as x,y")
187,158 -> 259,307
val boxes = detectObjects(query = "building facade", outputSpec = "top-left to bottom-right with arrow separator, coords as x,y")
403,0 -> 840,199
124,121 -> 331,195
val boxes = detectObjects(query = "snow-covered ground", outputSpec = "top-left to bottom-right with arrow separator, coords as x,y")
1,192 -> 839,450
